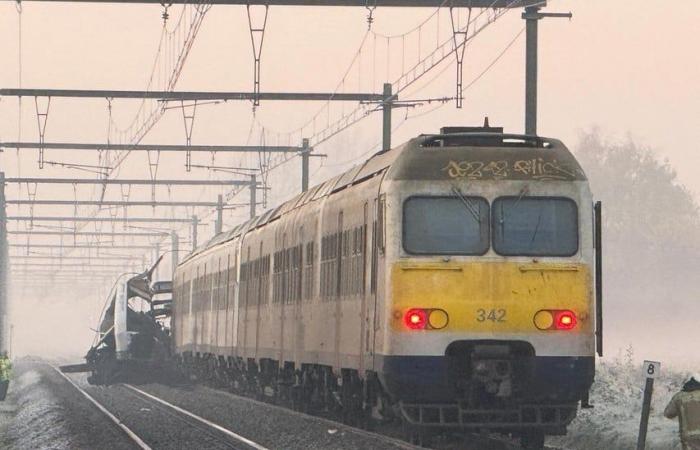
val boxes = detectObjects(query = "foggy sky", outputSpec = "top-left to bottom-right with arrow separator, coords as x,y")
1,0 -> 698,361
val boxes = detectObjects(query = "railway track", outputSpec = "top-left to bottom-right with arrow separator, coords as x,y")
54,364 -> 421,450
197,384 -> 566,450
197,385 -> 420,450
54,366 -> 269,450
54,362 -> 565,450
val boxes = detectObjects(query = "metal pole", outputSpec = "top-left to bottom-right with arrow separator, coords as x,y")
249,175 -> 257,219
0,171 -> 7,354
216,195 -> 224,234
636,377 -> 655,450
171,232 -> 179,278
595,201 -> 603,356
524,6 -> 539,136
382,83 -> 393,151
301,138 -> 310,193
191,215 -> 198,250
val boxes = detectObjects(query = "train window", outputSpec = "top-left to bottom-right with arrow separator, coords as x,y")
492,197 -> 578,256
403,196 -> 489,255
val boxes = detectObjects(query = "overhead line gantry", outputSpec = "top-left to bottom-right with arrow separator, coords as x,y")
5,177 -> 257,187
0,0 -> 537,6
9,244 -> 156,249
6,200 -> 221,207
0,89 -> 384,102
0,142 -> 303,153
8,216 -> 198,224
8,230 -> 168,237
10,255 -> 142,261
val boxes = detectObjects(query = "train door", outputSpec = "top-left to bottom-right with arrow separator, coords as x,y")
209,257 -> 219,353
223,253 -> 231,354
334,212 -> 343,369
252,244 -> 261,359
367,194 -> 385,370
191,265 -> 199,353
214,257 -> 222,354
359,202 -> 370,373
279,234 -> 286,364
242,245 -> 251,357
293,226 -> 304,368
230,248 -> 239,356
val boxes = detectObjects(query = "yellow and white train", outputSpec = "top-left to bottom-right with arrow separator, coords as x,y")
172,126 -> 603,448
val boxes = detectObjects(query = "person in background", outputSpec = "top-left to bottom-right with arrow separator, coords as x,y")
665,373 -> 700,450
0,351 -> 11,401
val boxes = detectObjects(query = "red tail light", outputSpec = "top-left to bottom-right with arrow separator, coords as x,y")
554,310 -> 577,330
404,308 -> 428,330
534,309 -> 578,331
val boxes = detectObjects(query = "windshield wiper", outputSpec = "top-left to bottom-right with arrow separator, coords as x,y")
528,208 -> 544,249
501,185 -> 530,230
451,185 -> 481,223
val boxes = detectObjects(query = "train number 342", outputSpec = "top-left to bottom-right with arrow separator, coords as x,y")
476,309 -> 507,322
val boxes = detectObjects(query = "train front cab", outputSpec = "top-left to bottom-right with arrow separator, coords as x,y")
376,137 -> 601,444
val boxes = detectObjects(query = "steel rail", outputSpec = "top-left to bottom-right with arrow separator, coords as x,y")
199,386 -> 420,450
124,385 -> 269,450
52,366 -> 152,450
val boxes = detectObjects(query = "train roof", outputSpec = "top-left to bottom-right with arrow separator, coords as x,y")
181,130 -> 586,265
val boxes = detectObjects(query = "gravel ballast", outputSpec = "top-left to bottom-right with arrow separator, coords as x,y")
0,359 -> 137,450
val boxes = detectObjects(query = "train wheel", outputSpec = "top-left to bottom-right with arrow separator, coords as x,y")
520,430 -> 545,449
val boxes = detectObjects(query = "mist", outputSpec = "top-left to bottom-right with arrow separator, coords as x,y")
574,129 -> 700,369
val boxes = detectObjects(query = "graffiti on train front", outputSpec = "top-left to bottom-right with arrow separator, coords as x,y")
442,157 -> 579,181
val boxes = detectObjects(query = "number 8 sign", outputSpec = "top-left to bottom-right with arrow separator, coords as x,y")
643,360 -> 661,379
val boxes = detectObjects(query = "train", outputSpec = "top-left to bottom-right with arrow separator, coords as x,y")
170,124 -> 603,449
65,264 -> 173,385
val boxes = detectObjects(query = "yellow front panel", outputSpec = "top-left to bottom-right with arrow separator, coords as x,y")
391,261 -> 593,333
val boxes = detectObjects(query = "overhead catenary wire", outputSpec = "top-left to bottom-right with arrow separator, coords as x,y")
4,2 -> 531,290
90,3 -> 519,248
192,4 -> 524,234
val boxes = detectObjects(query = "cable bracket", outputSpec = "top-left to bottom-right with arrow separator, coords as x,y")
246,4 -> 269,108
181,100 -> 197,171
34,96 -> 51,168
450,6 -> 472,109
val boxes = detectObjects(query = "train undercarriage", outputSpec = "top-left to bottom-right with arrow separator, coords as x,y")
175,349 -> 583,449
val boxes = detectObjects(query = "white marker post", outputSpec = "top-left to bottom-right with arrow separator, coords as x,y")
636,360 -> 661,450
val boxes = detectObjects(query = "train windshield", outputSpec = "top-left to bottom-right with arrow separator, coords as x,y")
403,196 -> 489,255
492,197 -> 578,256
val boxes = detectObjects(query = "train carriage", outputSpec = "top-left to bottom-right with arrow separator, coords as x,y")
171,125 -> 602,449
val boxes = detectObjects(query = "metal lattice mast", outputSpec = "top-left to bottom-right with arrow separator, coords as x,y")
0,172 -> 9,354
